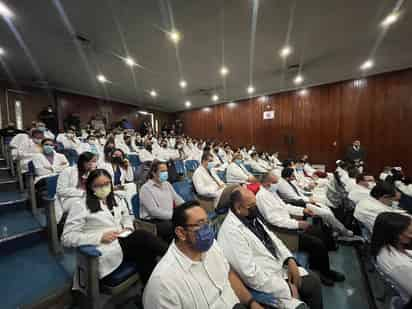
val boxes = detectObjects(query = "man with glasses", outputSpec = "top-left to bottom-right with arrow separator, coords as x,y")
218,187 -> 323,309
143,201 -> 264,309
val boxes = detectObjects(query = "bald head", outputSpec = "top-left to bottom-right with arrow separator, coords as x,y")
261,172 -> 279,186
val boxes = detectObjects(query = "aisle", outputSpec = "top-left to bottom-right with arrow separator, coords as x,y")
323,245 -> 371,308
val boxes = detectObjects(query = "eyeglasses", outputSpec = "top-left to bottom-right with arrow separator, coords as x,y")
183,220 -> 210,230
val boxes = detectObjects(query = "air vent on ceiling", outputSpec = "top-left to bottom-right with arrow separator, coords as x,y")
190,86 -> 223,96
73,34 -> 91,46
287,63 -> 300,72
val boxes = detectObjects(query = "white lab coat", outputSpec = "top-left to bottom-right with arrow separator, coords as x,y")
377,246 -> 412,302
396,181 -> 412,197
226,162 -> 251,184
354,197 -> 406,232
43,130 -> 55,140
62,195 -> 134,288
56,133 -> 82,152
98,161 -> 134,184
9,133 -> 43,172
256,187 -> 304,230
55,166 -> 85,222
217,210 -> 307,309
192,166 -> 224,207
246,159 -> 268,173
136,148 -> 154,162
32,151 -> 69,184
348,184 -> 370,204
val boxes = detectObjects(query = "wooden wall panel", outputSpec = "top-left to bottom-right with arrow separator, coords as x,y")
177,68 -> 412,175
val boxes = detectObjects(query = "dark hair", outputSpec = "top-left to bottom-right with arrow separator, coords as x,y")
41,138 -> 54,145
229,189 -> 243,210
148,160 -> 167,180
281,167 -> 295,179
283,159 -> 295,168
356,173 -> 367,184
110,148 -> 125,164
370,181 -> 396,199
348,167 -> 360,179
201,152 -> 212,162
261,173 -> 273,184
77,151 -> 97,178
370,212 -> 411,257
85,169 -> 117,213
172,201 -> 201,239
104,138 -> 115,160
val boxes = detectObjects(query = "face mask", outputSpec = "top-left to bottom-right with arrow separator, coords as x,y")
66,133 -> 74,138
94,185 -> 111,200
112,156 -> 123,165
246,206 -> 259,220
235,159 -> 242,165
367,182 -> 376,190
162,144 -> 167,148
37,127 -> 46,132
207,162 -> 215,170
43,145 -> 54,154
33,138 -> 42,144
269,183 -> 279,193
159,171 -> 168,182
392,201 -> 400,208
145,145 -> 152,152
88,140 -> 96,145
192,224 -> 215,252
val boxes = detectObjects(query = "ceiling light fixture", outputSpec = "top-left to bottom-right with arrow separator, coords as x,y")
185,100 -> 191,107
381,12 -> 399,27
293,74 -> 303,85
0,2 -> 13,19
0,47 -> 5,56
227,102 -> 236,108
247,85 -> 255,94
212,94 -> 219,102
220,66 -> 229,76
97,74 -> 108,83
124,57 -> 136,67
299,89 -> 308,96
280,46 -> 292,58
168,30 -> 181,44
179,80 -> 187,89
150,90 -> 157,97
258,96 -> 268,103
360,59 -> 374,71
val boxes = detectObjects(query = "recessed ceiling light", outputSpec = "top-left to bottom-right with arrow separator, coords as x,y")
381,12 -> 399,27
360,59 -> 374,71
97,74 -> 108,83
150,90 -> 157,97
179,80 -> 187,89
168,30 -> 181,44
293,74 -> 303,85
220,66 -> 229,76
203,107 -> 211,112
212,94 -> 219,102
124,57 -> 136,67
0,2 -> 13,19
247,85 -> 255,94
280,46 -> 292,58
299,89 -> 308,96
258,96 -> 268,103
185,100 -> 191,107
227,102 -> 236,108
0,47 -> 5,56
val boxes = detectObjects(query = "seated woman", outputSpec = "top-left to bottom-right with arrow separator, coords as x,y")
32,138 -> 69,205
371,212 -> 412,306
139,160 -> 184,242
62,169 -> 168,287
55,152 -> 97,223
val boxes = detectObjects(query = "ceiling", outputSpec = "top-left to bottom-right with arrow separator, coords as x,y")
0,0 -> 411,112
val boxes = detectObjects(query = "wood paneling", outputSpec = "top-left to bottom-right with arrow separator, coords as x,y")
178,68 -> 412,175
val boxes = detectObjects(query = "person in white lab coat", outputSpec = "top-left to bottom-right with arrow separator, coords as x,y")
226,152 -> 258,184
192,152 -> 225,208
371,212 -> 412,305
55,151 -> 98,223
354,181 -> 406,232
246,152 -> 270,174
56,127 -> 81,153
347,173 -> 375,205
143,201 -> 264,309
9,129 -> 44,172
62,169 -> 167,287
36,121 -> 55,140
256,173 -> 345,286
218,187 -> 323,309
139,160 -> 184,242
32,138 -> 69,184
78,135 -> 102,159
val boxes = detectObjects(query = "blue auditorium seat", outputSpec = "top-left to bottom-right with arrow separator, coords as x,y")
172,180 -> 196,202
216,170 -> 226,182
63,149 -> 79,166
131,193 -> 140,218
45,175 -> 59,199
293,251 -> 309,269
100,261 -> 139,287
174,160 -> 186,176
127,154 -> 141,169
184,160 -> 199,173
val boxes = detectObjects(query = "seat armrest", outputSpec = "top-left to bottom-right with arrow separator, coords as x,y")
79,245 -> 102,257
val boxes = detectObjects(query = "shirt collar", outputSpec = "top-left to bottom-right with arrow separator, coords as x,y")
171,241 -> 206,272
148,179 -> 163,188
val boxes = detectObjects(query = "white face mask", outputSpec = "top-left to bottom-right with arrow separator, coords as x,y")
367,182 -> 376,190
392,201 -> 400,208
269,183 -> 279,193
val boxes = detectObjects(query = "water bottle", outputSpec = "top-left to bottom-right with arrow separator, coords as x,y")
1,226 -> 8,239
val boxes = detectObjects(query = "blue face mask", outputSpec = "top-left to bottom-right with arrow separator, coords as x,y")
43,145 -> 54,155
207,162 -> 215,170
159,171 -> 168,182
193,224 -> 215,252
235,159 -> 242,165
269,183 -> 279,193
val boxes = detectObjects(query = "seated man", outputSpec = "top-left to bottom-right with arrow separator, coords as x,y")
192,152 -> 226,208
218,187 -> 323,309
226,152 -> 258,184
348,173 -> 375,204
139,160 -> 185,242
143,201 -> 264,309
247,152 -> 270,174
256,173 -> 345,286
10,128 -> 44,172
56,126 -> 81,153
278,168 -> 355,238
354,181 -> 406,232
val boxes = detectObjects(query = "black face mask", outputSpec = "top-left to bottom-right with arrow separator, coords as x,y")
112,156 -> 123,165
246,206 -> 259,220
104,146 -> 114,156
145,145 -> 152,152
